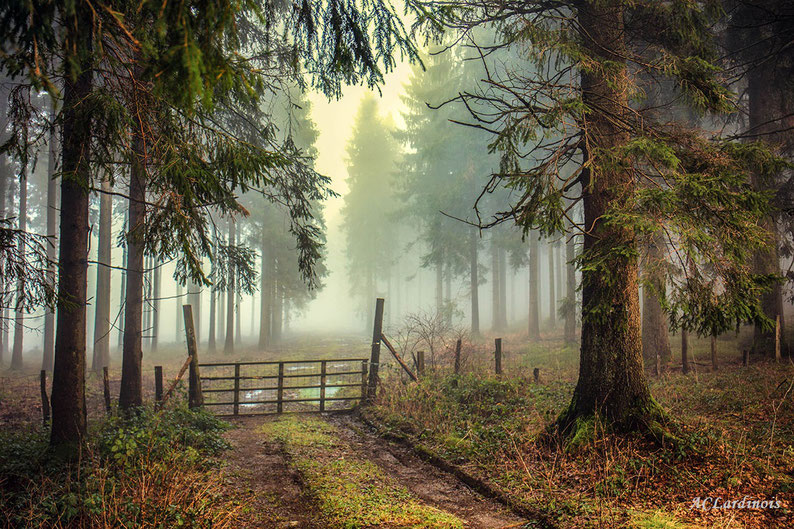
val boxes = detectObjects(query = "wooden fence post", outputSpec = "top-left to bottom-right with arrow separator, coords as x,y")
711,335 -> 718,371
154,366 -> 164,404
277,362 -> 284,413
233,363 -> 240,416
320,360 -> 327,412
39,370 -> 50,425
183,305 -> 204,408
367,298 -> 385,401
494,338 -> 502,375
533,368 -> 540,384
454,339 -> 461,375
360,361 -> 368,402
417,351 -> 425,376
102,366 -> 111,414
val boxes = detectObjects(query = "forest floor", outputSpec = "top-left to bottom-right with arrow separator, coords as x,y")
1,329 -> 792,528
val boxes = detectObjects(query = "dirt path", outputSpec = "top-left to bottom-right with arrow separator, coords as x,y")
222,416 -> 322,529
324,413 -> 528,529
223,412 -> 528,528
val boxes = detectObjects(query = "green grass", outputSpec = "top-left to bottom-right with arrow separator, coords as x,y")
261,416 -> 465,529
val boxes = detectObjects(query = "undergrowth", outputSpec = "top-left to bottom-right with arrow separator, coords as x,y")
369,349 -> 794,529
0,406 -> 240,529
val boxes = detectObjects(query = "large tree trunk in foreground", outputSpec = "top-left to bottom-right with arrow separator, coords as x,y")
119,130 -> 146,411
11,167 -> 28,370
558,2 -> 657,435
642,234 -> 672,369
50,29 -> 92,447
748,56 -> 787,357
470,228 -> 480,337
528,234 -> 540,340
92,179 -> 112,372
43,101 -> 59,372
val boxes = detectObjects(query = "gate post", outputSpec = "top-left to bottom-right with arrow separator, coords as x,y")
183,304 -> 203,408
366,298 -> 385,401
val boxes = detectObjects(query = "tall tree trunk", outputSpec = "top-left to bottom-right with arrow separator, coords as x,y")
188,280 -> 201,345
0,75 -> 8,366
748,54 -> 787,357
547,239 -> 556,329
50,25 -> 92,446
91,179 -> 112,371
470,228 -> 480,337
498,247 -> 507,329
235,290 -> 242,343
435,259 -> 443,314
681,329 -> 690,375
224,219 -> 235,354
491,237 -> 500,331
117,219 -> 127,349
258,245 -> 270,350
642,234 -> 672,369
119,126 -> 146,411
272,278 -> 283,344
11,165 -> 28,370
176,281 -> 183,341
528,234 -> 540,339
565,230 -> 577,344
42,100 -> 59,372
151,257 -> 160,351
558,2 -> 657,433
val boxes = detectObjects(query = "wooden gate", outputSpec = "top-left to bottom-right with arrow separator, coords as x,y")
198,358 -> 369,415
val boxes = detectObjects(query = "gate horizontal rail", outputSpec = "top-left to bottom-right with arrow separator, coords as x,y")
198,358 -> 369,416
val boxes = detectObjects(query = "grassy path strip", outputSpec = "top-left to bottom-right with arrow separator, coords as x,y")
261,415 -> 466,528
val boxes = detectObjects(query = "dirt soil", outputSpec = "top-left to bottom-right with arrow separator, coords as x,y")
222,412 -> 528,529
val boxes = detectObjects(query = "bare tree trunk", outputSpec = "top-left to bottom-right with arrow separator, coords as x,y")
272,278 -> 283,344
50,29 -> 92,446
117,219 -> 127,350
642,234 -> 672,369
119,125 -> 146,411
564,230 -> 577,344
470,228 -> 480,337
681,329 -> 690,375
42,100 -> 59,372
91,179 -> 113,371
491,237 -> 500,331
258,243 -> 270,349
224,219 -> 235,354
151,257 -> 160,351
748,57 -> 787,357
547,239 -> 556,329
0,75 -> 9,367
528,234 -> 540,339
176,281 -> 183,340
11,165 -> 28,370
